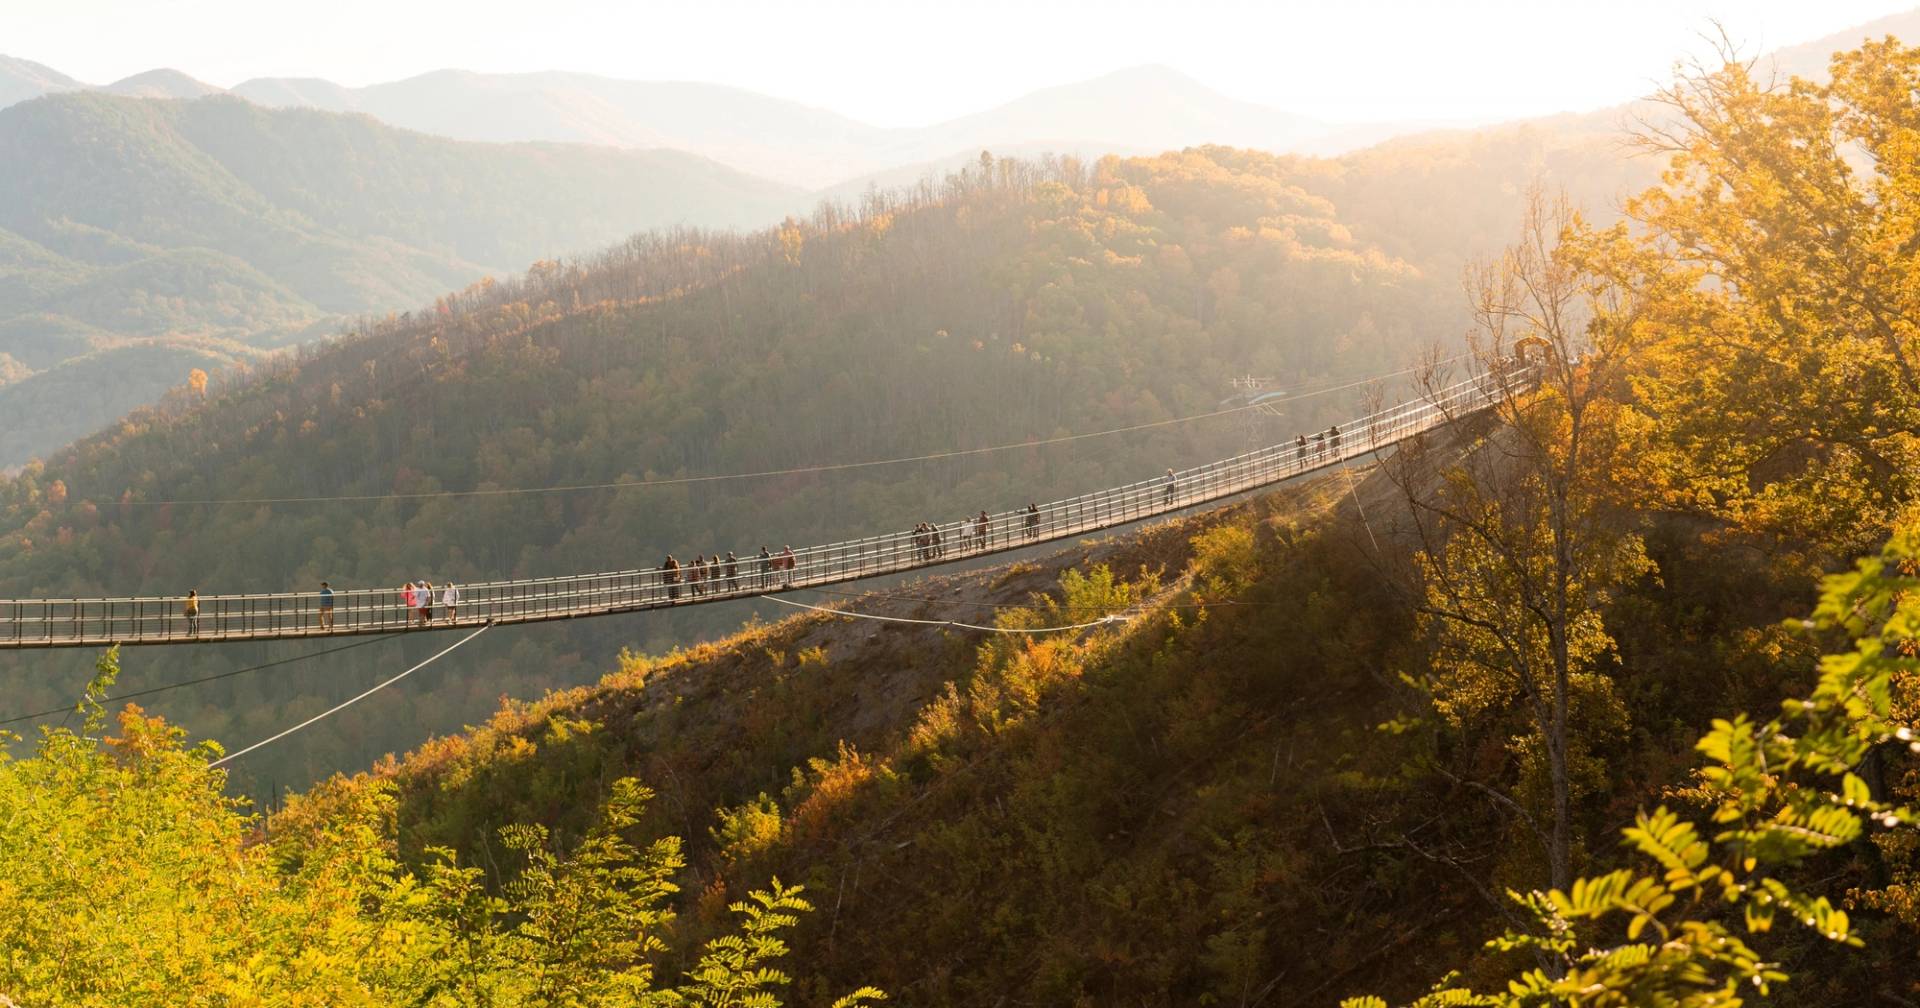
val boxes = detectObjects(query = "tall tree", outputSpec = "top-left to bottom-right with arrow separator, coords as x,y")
1385,191 -> 1650,895
1619,38 -> 1920,561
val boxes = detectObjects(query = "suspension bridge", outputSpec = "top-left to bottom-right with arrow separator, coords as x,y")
0,369 -> 1523,649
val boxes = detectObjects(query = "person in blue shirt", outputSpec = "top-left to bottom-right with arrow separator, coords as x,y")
317,581 -> 335,630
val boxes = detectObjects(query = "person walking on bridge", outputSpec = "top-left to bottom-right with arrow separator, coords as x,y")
1163,468 -> 1177,505
974,510 -> 990,550
1328,425 -> 1341,456
757,546 -> 772,589
1025,503 -> 1041,539
1295,435 -> 1308,465
662,555 -> 681,601
317,582 -> 334,631
725,551 -> 740,591
400,582 -> 418,627
417,581 -> 435,626
441,582 -> 460,623
780,545 -> 797,587
183,589 -> 200,636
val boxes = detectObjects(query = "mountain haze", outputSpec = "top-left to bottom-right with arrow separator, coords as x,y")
0,54 -> 81,108
124,63 -> 1352,188
0,91 -> 801,467
1764,7 -> 1920,77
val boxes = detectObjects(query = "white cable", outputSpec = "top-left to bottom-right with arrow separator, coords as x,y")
1338,460 -> 1381,554
208,622 -> 492,767
760,594 -> 1124,633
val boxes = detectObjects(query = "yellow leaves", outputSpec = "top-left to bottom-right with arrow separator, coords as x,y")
1613,41 -> 1920,551
776,216 -> 806,266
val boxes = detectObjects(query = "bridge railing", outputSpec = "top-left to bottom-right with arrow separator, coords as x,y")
0,367 -> 1526,647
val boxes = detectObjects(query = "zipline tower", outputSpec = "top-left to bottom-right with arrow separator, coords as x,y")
1225,373 -> 1284,451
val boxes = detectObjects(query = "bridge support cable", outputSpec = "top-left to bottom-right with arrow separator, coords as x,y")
760,594 -> 1127,633
208,622 -> 492,767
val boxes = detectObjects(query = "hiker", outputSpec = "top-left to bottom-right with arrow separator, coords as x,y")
1328,425 -> 1342,454
1295,435 -> 1308,464
931,524 -> 945,557
441,582 -> 459,623
780,545 -> 797,587
1163,468 -> 1177,505
1313,430 -> 1326,457
317,581 -> 334,631
757,546 -> 772,589
184,589 -> 200,636
418,581 -> 435,625
912,522 -> 929,561
691,556 -> 707,598
401,581 -> 418,626
974,510 -> 990,549
662,555 -> 681,601
725,551 -> 740,591
1025,503 -> 1040,539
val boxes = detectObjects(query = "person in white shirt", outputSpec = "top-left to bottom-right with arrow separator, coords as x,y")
441,582 -> 460,623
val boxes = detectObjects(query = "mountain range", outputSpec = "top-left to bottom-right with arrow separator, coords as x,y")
0,59 -> 1411,189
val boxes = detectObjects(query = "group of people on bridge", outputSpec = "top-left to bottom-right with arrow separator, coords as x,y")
912,503 -> 1045,562
1293,425 -> 1342,464
397,580 -> 459,627
660,546 -> 797,600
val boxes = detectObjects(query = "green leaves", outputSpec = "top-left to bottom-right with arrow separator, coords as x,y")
1352,516 -> 1920,1005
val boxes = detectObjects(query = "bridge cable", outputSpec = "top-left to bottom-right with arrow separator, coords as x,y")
1338,459 -> 1382,554
803,586 -> 1283,611
0,633 -> 403,728
209,623 -> 491,767
121,355 -> 1469,507
760,594 -> 1124,633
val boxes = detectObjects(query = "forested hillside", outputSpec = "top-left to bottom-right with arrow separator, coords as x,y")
0,137 -> 1655,799
0,91 -> 799,466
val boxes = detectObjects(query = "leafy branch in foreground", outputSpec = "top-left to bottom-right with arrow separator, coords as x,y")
1344,521 -> 1920,1007
0,655 -> 882,1007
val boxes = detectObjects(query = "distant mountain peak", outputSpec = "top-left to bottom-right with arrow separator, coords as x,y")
0,54 -> 81,84
0,54 -> 86,107
103,68 -> 224,99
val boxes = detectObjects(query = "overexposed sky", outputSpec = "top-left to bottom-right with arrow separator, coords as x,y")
11,0 -> 1918,125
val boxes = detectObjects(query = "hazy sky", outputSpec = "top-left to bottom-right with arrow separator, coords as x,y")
11,0 -> 1918,125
